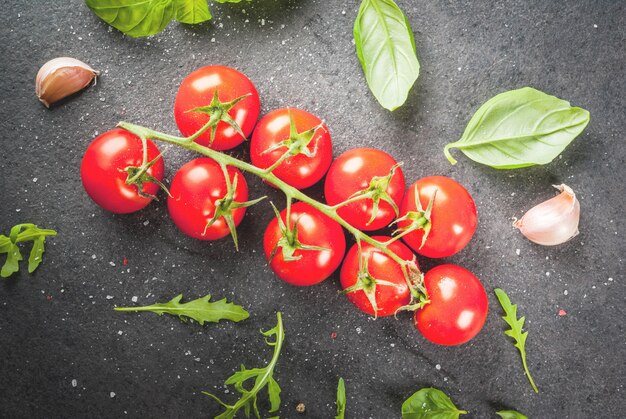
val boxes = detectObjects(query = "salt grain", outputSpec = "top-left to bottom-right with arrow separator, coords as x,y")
131,296 -> 138,303
110,392 -> 116,398
71,379 -> 77,387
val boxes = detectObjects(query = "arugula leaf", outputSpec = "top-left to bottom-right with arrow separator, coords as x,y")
494,288 -> 539,393
335,377 -> 346,419
175,0 -> 212,24
115,294 -> 249,324
85,0 -> 178,38
354,0 -> 420,111
401,388 -> 467,419
497,410 -> 528,419
444,87 -> 590,169
204,312 -> 284,419
1,224 -> 57,278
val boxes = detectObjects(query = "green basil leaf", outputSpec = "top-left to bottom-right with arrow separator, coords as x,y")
85,0 -> 177,38
175,0 -> 211,24
401,388 -> 467,419
354,0 -> 420,111
444,87 -> 590,169
497,410 -> 528,419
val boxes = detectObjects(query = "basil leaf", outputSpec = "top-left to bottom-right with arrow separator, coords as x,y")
497,410 -> 528,419
85,0 -> 177,38
444,87 -> 590,169
354,0 -> 420,111
115,293 -> 249,324
401,388 -> 467,419
175,0 -> 211,24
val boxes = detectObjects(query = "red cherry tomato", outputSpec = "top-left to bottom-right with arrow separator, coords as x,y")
325,148 -> 405,231
251,108 -> 332,189
80,128 -> 164,214
399,176 -> 477,258
263,202 -> 346,286
415,264 -> 488,346
340,237 -> 415,317
174,66 -> 260,150
167,158 -> 248,240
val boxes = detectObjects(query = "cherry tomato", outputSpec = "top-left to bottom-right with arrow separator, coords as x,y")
251,108 -> 332,189
263,202 -> 346,286
325,148 -> 405,231
174,65 -> 260,150
340,236 -> 415,317
398,176 -> 477,258
80,128 -> 164,214
415,264 -> 488,346
167,158 -> 248,240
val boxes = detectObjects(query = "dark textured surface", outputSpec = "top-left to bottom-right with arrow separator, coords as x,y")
1,1 -> 625,418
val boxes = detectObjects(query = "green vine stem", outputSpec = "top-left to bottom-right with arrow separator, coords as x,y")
117,120 -> 426,302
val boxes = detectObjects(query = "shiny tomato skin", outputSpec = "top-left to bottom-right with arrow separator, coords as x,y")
263,202 -> 346,286
399,176 -> 477,258
415,264 -> 488,346
325,148 -> 405,231
174,66 -> 260,150
250,108 -> 332,189
80,128 -> 164,214
167,158 -> 248,240
340,236 -> 416,316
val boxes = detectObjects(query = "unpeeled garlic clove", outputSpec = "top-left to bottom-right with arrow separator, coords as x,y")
36,57 -> 99,108
513,184 -> 580,246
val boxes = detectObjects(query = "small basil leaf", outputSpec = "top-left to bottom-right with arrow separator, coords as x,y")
444,87 -> 590,169
175,0 -> 211,24
497,410 -> 528,419
85,0 -> 177,38
354,0 -> 420,111
401,388 -> 467,419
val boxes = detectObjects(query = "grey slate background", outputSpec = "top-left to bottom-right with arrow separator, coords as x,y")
1,1 -> 625,418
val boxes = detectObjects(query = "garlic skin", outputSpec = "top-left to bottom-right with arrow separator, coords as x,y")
513,184 -> 580,246
36,57 -> 99,108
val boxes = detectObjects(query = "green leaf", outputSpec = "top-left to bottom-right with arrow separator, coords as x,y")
401,388 -> 467,419
204,312 -> 285,419
494,288 -> 539,393
354,0 -> 420,110
1,224 -> 57,278
1,243 -> 22,278
335,377 -> 346,419
114,293 -> 249,324
497,410 -> 528,419
175,0 -> 211,24
444,87 -> 590,169
85,0 -> 177,38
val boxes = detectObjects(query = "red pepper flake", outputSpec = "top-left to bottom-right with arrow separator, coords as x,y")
123,258 -> 128,266
46,295 -> 53,301
330,331 -> 337,339
558,309 -> 567,316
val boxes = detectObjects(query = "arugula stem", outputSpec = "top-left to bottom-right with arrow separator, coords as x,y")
117,121 -> 423,295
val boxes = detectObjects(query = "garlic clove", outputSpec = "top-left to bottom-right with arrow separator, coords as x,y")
513,184 -> 580,246
36,57 -> 99,108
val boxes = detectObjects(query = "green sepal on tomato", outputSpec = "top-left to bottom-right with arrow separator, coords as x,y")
415,264 -> 488,346
167,157 -> 251,244
81,128 -> 165,214
251,108 -> 332,190
397,176 -> 477,258
325,148 -> 405,231
174,65 -> 260,150
340,237 -> 415,317
263,202 -> 346,286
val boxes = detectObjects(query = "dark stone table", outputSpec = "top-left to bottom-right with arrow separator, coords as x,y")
1,1 -> 624,417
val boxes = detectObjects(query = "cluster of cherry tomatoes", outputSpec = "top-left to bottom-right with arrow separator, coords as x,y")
80,65 -> 488,346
